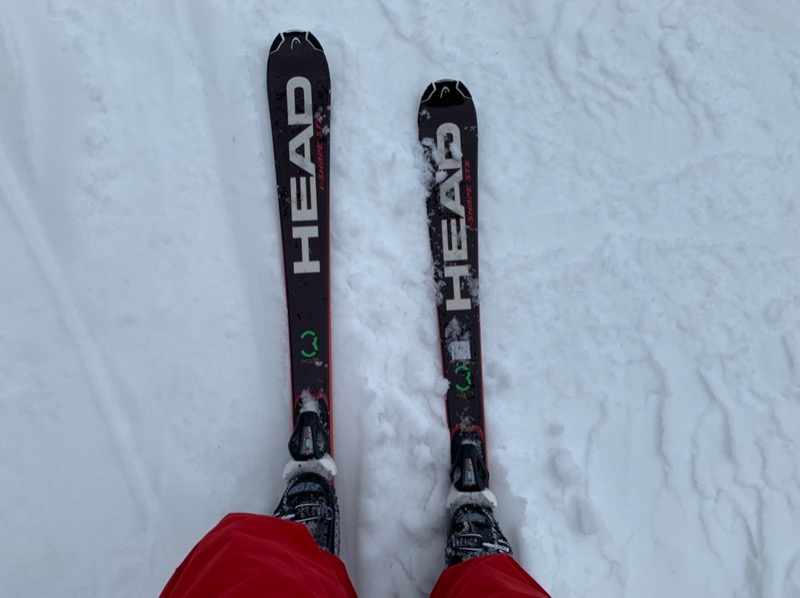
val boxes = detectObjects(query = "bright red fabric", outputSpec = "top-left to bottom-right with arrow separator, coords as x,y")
161,513 -> 357,598
161,513 -> 550,598
430,553 -> 551,598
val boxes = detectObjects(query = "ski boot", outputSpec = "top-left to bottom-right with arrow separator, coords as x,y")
274,471 -> 339,554
445,503 -> 512,567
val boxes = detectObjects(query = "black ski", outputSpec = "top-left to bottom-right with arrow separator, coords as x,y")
267,31 -> 335,471
419,80 -> 495,504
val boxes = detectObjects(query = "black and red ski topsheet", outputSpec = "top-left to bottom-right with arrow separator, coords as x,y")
267,31 -> 333,462
419,80 -> 492,498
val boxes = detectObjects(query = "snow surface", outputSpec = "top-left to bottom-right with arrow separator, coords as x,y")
2,2 -> 800,597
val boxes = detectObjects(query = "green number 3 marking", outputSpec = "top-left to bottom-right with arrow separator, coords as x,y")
454,365 -> 472,392
301,330 -> 319,358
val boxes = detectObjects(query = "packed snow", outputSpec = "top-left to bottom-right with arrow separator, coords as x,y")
2,2 -> 799,596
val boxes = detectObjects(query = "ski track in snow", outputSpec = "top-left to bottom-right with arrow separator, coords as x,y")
0,138 -> 159,531
2,1 -> 800,597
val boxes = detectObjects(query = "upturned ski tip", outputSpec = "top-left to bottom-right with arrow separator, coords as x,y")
420,80 -> 472,106
269,30 -> 324,54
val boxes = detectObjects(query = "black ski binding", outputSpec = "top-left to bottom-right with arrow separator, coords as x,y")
288,395 -> 331,461
450,427 -> 490,493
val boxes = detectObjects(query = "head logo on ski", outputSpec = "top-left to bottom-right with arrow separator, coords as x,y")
267,31 -> 335,478
419,79 -> 497,509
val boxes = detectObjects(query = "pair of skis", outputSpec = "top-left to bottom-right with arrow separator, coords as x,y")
266,31 -> 496,508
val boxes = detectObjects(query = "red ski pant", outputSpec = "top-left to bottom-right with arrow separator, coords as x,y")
161,513 -> 551,598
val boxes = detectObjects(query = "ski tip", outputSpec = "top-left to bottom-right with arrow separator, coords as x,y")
420,80 -> 472,107
269,30 -> 324,54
